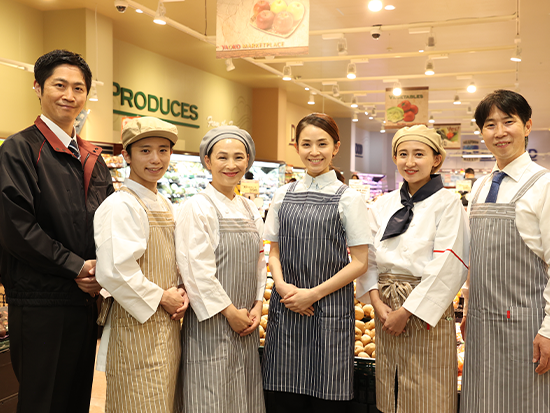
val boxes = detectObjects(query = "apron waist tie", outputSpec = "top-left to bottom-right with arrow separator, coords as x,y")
378,273 -> 423,335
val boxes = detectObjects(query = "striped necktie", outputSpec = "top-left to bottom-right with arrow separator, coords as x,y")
485,171 -> 507,203
68,139 -> 81,160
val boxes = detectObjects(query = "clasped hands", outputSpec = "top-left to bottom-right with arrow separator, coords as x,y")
75,259 -> 101,296
277,281 -> 317,317
222,301 -> 263,337
372,300 -> 412,336
160,286 -> 190,321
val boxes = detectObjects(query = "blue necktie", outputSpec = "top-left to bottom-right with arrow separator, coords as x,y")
68,139 -> 81,160
485,171 -> 507,203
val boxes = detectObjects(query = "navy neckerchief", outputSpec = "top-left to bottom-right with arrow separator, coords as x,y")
380,174 -> 444,241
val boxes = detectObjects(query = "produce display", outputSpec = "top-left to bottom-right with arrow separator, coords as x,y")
250,0 -> 306,37
247,161 -> 285,212
102,154 -> 125,191
157,155 -> 211,204
0,308 -> 8,340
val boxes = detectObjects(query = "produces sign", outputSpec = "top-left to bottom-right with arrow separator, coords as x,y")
385,87 -> 429,128
216,0 -> 309,58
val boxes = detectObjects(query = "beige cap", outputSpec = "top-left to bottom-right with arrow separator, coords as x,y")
121,117 -> 178,149
391,125 -> 446,171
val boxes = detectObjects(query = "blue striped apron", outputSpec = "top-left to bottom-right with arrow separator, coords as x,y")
461,170 -> 550,412
262,182 -> 354,400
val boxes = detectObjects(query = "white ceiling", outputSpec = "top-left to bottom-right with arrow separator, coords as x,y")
13,0 -> 550,133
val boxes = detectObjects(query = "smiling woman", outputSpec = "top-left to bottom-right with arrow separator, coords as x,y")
175,126 -> 266,413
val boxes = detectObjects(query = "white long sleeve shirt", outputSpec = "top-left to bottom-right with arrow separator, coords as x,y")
94,178 -> 177,370
467,152 -> 550,339
175,184 -> 266,322
356,187 -> 469,327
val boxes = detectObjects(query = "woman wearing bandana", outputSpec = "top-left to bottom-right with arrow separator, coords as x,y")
356,125 -> 469,413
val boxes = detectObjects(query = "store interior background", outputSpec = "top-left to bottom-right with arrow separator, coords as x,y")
1,0 -> 550,191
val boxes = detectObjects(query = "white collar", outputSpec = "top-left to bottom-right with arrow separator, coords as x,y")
205,183 -> 240,205
303,170 -> 338,189
492,152 -> 532,183
40,114 -> 75,148
124,178 -> 159,203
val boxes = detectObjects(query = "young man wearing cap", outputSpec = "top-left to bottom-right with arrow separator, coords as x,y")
94,117 -> 188,413
460,90 -> 550,412
356,124 -> 469,413
0,49 -> 114,413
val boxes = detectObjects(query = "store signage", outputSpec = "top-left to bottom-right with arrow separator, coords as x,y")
113,82 -> 199,129
349,179 -> 370,200
529,148 -> 538,160
216,0 -> 310,58
355,143 -> 363,158
241,179 -> 260,195
435,123 -> 461,150
384,87 -> 429,129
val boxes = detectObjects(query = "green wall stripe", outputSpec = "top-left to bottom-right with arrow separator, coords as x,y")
113,110 -> 200,129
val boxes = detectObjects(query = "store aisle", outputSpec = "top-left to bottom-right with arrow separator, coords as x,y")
90,340 -> 106,413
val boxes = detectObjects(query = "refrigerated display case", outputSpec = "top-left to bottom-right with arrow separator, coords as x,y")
157,154 -> 211,204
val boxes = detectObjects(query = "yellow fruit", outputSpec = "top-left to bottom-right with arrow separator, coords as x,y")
262,304 -> 269,315
361,335 -> 371,346
365,343 -> 376,356
363,304 -> 373,315
264,289 -> 272,300
355,320 -> 366,333
355,307 -> 365,320
358,351 -> 369,358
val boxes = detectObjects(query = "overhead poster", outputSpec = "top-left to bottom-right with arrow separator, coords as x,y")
216,0 -> 309,58
435,123 -> 461,150
385,87 -> 429,129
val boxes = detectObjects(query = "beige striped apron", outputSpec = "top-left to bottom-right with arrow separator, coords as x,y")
105,187 -> 182,413
375,273 -> 457,413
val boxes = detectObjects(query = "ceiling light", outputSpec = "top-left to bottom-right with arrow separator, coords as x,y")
511,45 -> 522,62
225,58 -> 235,72
429,115 -> 435,123
454,94 -> 461,105
364,108 -> 369,115
425,59 -> 434,75
467,82 -> 477,93
426,31 -> 436,49
384,5 -> 395,10
135,8 -> 143,13
153,1 -> 167,25
471,117 -> 476,122
380,127 -> 386,133
337,37 -> 348,55
372,107 -> 377,117
352,113 -> 359,122
467,106 -> 473,114
282,65 -> 292,81
369,115 -> 374,120
308,93 -> 315,105
304,87 -> 309,90
368,0 -> 383,12
351,96 -> 358,108
419,49 -> 424,53
88,87 -> 98,102
392,81 -> 402,96
347,62 -> 357,79
474,129 -> 480,135
332,84 -> 340,97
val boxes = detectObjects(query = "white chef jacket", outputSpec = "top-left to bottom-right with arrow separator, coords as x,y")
356,187 -> 469,327
175,183 -> 266,322
264,170 -> 373,248
467,152 -> 550,339
94,179 -> 177,370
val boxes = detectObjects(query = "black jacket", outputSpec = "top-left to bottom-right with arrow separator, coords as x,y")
0,117 -> 114,306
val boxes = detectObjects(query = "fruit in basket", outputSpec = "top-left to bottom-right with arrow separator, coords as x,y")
361,334 -> 371,346
253,0 -> 270,17
358,351 -> 369,358
286,1 -> 305,21
362,304 -> 373,315
355,320 -> 366,333
354,306 -> 364,320
270,0 -> 287,14
366,319 -> 375,330
0,325 -> 6,338
256,10 -> 275,30
371,350 -> 376,358
370,309 -> 375,319
273,11 -> 294,34
354,345 -> 363,356
260,338 -> 265,346
262,303 -> 269,315
355,327 -> 362,340
365,343 -> 376,356
264,289 -> 272,300
259,325 -> 265,338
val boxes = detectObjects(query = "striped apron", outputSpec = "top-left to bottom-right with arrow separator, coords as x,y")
375,274 -> 457,413
461,170 -> 550,413
105,187 -> 182,413
181,194 -> 265,413
262,183 -> 354,400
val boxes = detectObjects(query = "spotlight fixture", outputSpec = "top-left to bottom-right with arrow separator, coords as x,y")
135,8 -> 143,13
369,115 -> 374,120
380,127 -> 386,133
426,30 -> 436,49
153,1 -> 167,25
384,5 -> 395,10
511,45 -> 522,62
471,117 -> 476,122
351,96 -> 358,108
304,87 -> 310,90
347,62 -> 357,79
429,115 -> 435,123
467,106 -> 473,114
425,59 -> 434,75
225,58 -> 235,72
364,107 -> 369,116
332,84 -> 340,97
368,0 -> 383,12
88,86 -> 98,102
337,37 -> 348,56
474,129 -> 480,135
467,82 -> 476,93
392,81 -> 402,96
352,113 -> 359,122
372,107 -> 377,117
282,65 -> 292,81
308,92 -> 315,105
453,94 -> 461,105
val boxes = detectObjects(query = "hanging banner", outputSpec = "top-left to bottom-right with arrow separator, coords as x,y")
385,87 -> 429,129
435,123 -> 461,150
216,0 -> 309,58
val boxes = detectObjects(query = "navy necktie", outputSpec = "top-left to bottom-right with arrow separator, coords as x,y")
68,139 -> 81,160
485,171 -> 507,203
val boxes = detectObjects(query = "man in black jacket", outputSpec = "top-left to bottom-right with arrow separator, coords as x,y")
0,50 -> 114,413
